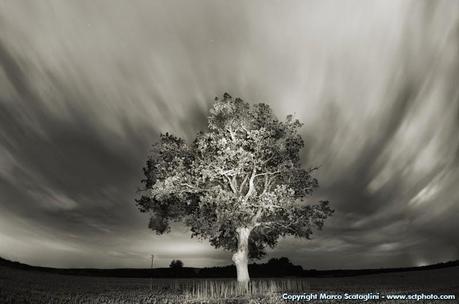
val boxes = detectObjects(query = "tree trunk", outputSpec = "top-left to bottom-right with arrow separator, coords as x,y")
232,227 -> 251,285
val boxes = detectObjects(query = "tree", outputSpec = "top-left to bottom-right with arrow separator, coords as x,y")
136,93 -> 334,284
169,259 -> 184,269
267,257 -> 291,265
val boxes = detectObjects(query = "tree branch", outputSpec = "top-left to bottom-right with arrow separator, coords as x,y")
266,175 -> 275,192
231,174 -> 238,193
239,173 -> 250,193
258,220 -> 294,232
224,175 -> 237,194
227,127 -> 236,142
221,169 -> 237,175
243,164 -> 257,201
251,207 -> 263,227
241,125 -> 250,134
261,155 -> 274,165
254,170 -> 282,177
261,174 -> 269,195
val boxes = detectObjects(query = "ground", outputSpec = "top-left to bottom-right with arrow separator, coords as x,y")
0,265 -> 458,303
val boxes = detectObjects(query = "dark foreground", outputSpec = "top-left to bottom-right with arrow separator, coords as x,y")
0,264 -> 458,304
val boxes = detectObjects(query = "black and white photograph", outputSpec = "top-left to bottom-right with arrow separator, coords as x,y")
0,1 -> 458,303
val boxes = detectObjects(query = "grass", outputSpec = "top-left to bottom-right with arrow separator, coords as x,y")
0,264 -> 458,303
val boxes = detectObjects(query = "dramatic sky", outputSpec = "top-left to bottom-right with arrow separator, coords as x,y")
0,0 -> 458,270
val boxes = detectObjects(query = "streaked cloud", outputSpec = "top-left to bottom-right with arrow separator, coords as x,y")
0,0 -> 458,269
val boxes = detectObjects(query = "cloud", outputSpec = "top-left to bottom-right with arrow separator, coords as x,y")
0,0 -> 458,269
27,187 -> 79,210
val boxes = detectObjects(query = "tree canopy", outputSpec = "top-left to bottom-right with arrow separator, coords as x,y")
136,93 -> 333,259
169,260 -> 184,269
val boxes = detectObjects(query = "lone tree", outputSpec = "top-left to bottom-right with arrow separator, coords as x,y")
169,259 -> 184,269
136,93 -> 333,284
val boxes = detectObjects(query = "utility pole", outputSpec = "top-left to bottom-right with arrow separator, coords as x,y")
150,254 -> 154,290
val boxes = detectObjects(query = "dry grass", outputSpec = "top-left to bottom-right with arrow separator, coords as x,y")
0,265 -> 457,303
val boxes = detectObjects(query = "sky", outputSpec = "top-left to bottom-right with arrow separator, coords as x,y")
0,0 -> 458,270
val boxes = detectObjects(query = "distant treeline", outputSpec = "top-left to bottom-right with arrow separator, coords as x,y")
0,256 -> 457,278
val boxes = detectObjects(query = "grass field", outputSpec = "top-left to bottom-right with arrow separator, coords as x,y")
0,265 -> 458,303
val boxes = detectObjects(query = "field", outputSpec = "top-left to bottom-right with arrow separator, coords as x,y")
0,265 -> 458,303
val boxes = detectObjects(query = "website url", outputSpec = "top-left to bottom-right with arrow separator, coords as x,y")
385,293 -> 456,301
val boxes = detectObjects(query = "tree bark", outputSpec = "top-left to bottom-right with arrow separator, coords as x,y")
232,227 -> 251,285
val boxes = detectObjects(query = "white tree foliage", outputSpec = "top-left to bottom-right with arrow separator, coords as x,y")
136,93 -> 334,282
